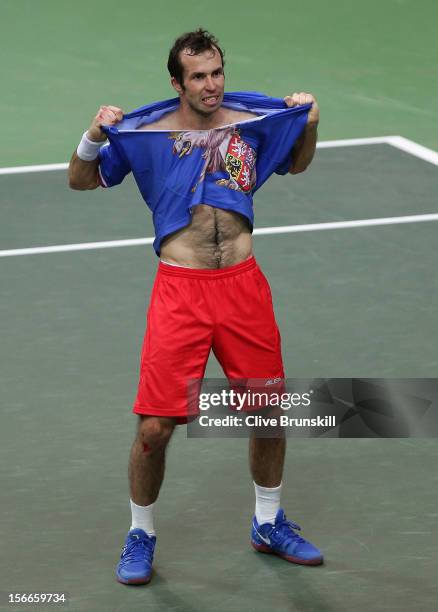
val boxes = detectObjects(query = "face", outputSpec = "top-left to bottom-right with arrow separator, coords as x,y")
172,47 -> 225,116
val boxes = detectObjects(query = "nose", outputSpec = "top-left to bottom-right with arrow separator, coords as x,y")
205,76 -> 215,91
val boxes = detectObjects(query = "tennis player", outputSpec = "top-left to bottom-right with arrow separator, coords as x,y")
68,28 -> 322,585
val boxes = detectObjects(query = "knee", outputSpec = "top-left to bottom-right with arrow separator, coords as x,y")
138,416 -> 175,451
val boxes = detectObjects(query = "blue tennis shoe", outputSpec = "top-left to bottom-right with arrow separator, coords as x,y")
251,509 -> 323,565
116,528 -> 156,585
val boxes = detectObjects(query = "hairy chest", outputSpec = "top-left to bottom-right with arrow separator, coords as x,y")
188,204 -> 250,243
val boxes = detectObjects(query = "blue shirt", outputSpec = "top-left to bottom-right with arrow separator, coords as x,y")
99,91 -> 311,255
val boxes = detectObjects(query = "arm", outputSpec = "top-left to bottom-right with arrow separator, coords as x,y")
283,92 -> 319,175
68,151 -> 101,191
68,105 -> 123,190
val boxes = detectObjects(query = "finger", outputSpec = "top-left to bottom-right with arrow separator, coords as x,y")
302,93 -> 315,105
96,105 -> 122,124
95,106 -> 108,122
284,96 -> 297,107
106,109 -> 118,123
106,105 -> 124,120
286,94 -> 301,107
97,109 -> 119,125
96,112 -> 110,124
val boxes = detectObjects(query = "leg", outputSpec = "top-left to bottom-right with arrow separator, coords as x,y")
249,427 -> 286,488
210,260 -> 323,565
249,411 -> 285,525
211,260 -> 286,518
249,420 -> 323,566
118,267 -> 213,585
129,415 -> 176,506
116,416 -> 176,585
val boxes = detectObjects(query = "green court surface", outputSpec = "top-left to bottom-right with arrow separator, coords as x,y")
1,1 -> 438,611
2,142 -> 438,612
1,0 -> 438,167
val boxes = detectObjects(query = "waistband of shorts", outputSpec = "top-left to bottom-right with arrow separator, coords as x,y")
158,255 -> 257,279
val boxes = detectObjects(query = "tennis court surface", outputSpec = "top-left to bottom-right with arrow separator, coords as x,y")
1,138 -> 438,611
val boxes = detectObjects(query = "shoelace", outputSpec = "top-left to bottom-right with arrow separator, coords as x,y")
268,518 -> 306,548
122,538 -> 154,564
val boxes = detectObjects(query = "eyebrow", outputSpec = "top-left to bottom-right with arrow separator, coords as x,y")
190,67 -> 224,78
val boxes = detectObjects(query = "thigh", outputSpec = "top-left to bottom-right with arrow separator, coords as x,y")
133,273 -> 213,421
212,265 -> 285,382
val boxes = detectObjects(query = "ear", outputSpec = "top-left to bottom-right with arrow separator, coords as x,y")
171,76 -> 184,95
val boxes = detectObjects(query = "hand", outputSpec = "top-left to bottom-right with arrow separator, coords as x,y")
87,105 -> 124,142
284,92 -> 319,125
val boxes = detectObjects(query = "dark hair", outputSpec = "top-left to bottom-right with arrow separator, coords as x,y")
167,28 -> 225,86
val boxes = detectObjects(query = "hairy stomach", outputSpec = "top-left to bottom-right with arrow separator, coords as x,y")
159,204 -> 253,269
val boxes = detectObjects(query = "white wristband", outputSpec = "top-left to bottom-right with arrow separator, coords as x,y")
76,131 -> 106,161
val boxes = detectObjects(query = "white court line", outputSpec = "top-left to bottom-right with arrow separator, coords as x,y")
2,213 -> 438,258
318,136 -> 438,166
1,135 -> 436,258
385,136 -> 438,166
0,135 -> 437,175
0,237 -> 155,257
0,162 -> 69,175
253,213 -> 438,235
317,136 -> 389,148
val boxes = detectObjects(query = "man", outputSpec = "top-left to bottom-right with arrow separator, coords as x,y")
69,28 -> 322,585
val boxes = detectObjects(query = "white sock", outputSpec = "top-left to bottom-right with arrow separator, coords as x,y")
254,481 -> 282,525
130,499 -> 156,536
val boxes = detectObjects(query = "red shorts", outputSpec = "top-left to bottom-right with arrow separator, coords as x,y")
133,256 -> 285,423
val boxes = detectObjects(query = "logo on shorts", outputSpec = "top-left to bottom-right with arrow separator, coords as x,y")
265,378 -> 282,386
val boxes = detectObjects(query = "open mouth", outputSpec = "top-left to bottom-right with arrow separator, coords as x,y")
202,95 -> 220,106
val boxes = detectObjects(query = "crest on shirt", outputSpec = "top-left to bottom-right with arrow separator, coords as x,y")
223,133 -> 256,193
169,128 -> 257,193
